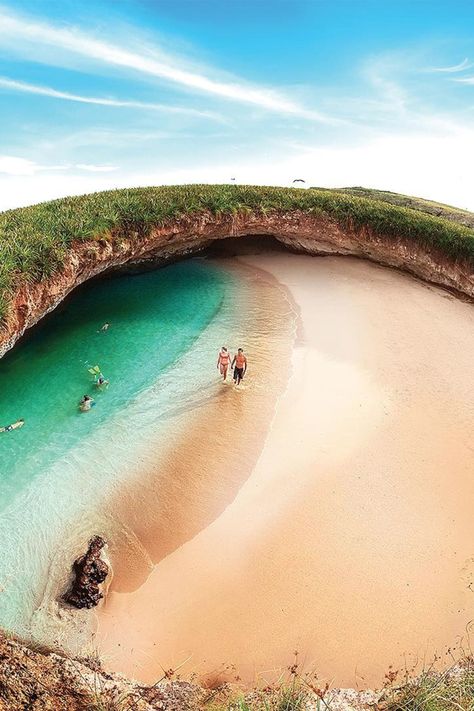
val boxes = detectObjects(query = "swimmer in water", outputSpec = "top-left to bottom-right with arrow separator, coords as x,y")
79,395 -> 95,412
231,348 -> 247,386
96,375 -> 109,389
0,418 -> 25,433
217,346 -> 231,381
87,365 -> 108,388
98,323 -> 110,332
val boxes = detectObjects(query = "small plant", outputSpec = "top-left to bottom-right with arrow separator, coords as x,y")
381,658 -> 474,711
205,653 -> 314,711
87,693 -> 132,711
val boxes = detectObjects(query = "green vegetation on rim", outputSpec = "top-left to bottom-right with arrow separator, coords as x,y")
323,186 -> 474,228
1,184 -> 473,321
3,631 -> 474,710
383,663 -> 474,711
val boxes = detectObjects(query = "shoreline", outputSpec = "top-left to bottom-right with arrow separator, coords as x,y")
101,257 -> 297,581
0,260 -> 236,650
96,252 -> 474,689
94,257 -> 297,670
6,256 -> 294,656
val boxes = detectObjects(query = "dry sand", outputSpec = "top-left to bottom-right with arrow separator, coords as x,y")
97,254 -> 474,689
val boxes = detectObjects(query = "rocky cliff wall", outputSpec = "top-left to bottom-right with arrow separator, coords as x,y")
1,209 -> 473,357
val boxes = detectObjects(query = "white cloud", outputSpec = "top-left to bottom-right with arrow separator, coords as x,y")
0,76 -> 224,121
150,130 -> 474,212
0,156 -> 39,176
453,76 -> 474,85
0,155 -> 70,176
1,125 -> 473,213
0,155 -> 67,175
0,8 -> 333,122
75,163 -> 118,172
430,58 -> 473,73
0,23 -> 472,214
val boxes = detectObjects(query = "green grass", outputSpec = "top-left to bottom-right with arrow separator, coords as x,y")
1,184 -> 474,323
382,662 -> 474,711
323,186 -> 474,228
207,661 -> 474,711
204,653 -> 325,711
206,673 -> 310,711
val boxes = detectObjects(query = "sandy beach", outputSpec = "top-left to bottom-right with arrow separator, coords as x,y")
96,252 -> 474,688
96,258 -> 296,594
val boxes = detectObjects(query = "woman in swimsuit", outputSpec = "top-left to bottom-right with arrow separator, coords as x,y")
217,346 -> 231,381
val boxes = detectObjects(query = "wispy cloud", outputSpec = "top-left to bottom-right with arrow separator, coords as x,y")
0,76 -> 223,121
0,155 -> 67,175
0,156 -> 39,176
452,76 -> 474,85
362,56 -> 409,117
75,163 -> 118,172
0,8 -> 333,122
0,155 -> 120,176
430,58 -> 473,73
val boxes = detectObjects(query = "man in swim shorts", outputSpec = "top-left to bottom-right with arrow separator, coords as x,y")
232,348 -> 247,386
217,346 -> 231,381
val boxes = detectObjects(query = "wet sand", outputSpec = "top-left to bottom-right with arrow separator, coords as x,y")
97,254 -> 474,688
97,259 -> 296,595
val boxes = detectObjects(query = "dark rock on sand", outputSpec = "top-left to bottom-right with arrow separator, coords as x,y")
63,535 -> 108,609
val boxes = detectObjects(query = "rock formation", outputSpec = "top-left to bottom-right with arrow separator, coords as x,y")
63,535 -> 108,610
1,209 -> 473,359
0,632 -> 205,711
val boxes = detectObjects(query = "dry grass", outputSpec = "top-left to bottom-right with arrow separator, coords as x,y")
380,659 -> 474,711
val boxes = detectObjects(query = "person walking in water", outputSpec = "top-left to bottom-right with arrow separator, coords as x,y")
232,348 -> 247,386
217,346 -> 231,381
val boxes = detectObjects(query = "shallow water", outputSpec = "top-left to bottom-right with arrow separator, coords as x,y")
0,259 -> 236,634
0,261 -> 227,506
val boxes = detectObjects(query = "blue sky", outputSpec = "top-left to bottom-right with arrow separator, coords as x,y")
1,0 -> 474,210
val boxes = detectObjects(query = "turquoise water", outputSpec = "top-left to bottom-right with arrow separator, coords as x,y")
0,260 -> 226,509
0,259 -> 236,635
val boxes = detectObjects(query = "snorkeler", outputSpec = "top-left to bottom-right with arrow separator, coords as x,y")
96,375 -> 109,389
0,418 -> 25,433
88,365 -> 109,388
79,395 -> 95,412
231,348 -> 247,386
217,346 -> 231,381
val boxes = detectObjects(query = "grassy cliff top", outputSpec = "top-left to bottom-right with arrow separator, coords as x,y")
0,184 -> 473,319
323,186 -> 474,228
